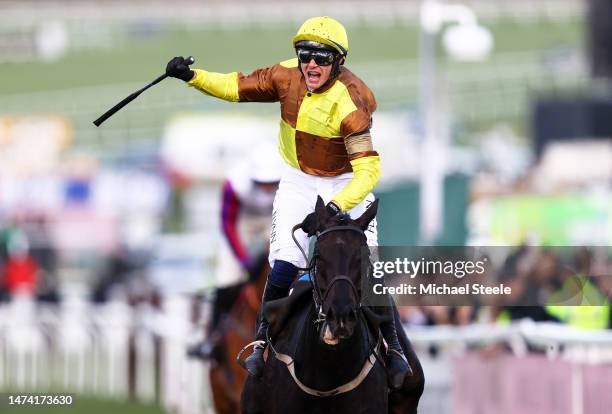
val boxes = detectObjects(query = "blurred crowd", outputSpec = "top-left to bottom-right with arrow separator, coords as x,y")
0,215 -> 59,302
399,245 -> 612,330
0,212 -> 155,305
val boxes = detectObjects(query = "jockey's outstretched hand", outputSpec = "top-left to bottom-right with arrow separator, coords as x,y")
166,56 -> 195,81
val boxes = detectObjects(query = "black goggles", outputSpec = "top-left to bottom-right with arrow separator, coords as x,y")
296,48 -> 337,66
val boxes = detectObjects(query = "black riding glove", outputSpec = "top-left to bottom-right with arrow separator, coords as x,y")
300,213 -> 318,237
166,56 -> 195,82
300,201 -> 342,237
326,200 -> 342,216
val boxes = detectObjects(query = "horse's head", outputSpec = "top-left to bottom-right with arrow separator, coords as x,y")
310,196 -> 378,346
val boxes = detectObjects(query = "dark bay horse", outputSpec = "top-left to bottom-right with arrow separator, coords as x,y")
240,197 -> 424,414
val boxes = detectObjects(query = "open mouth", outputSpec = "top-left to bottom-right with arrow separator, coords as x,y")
307,71 -> 321,84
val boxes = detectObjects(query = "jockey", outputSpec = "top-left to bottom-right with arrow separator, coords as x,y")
189,145 -> 281,360
166,16 -> 411,389
218,144 -> 282,284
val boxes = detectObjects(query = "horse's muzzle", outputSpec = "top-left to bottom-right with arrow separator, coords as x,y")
321,308 -> 358,345
321,323 -> 340,346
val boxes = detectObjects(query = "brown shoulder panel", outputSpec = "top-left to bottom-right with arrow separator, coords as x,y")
337,67 -> 377,112
279,68 -> 307,128
237,63 -> 305,127
237,63 -> 292,102
337,67 -> 377,137
237,66 -> 278,102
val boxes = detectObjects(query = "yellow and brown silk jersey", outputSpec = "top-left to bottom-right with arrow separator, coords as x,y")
187,58 -> 380,211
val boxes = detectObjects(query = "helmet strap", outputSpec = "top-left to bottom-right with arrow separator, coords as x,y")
319,56 -> 344,90
330,56 -> 344,80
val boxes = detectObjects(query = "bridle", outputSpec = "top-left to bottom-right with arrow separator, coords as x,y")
249,221 -> 382,398
291,222 -> 367,327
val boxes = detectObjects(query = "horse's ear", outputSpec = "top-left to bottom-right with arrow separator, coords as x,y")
314,195 -> 327,225
354,199 -> 379,230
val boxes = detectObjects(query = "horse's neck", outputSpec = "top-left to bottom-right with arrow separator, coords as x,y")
295,306 -> 372,390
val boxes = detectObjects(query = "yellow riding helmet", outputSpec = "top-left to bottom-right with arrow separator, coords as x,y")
292,16 -> 349,57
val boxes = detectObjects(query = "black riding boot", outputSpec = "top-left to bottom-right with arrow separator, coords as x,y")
244,281 -> 289,378
380,305 -> 412,390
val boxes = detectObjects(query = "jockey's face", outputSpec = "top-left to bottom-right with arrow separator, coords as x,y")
300,58 -> 333,91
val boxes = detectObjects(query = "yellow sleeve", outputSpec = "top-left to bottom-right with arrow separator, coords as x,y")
187,69 -> 240,102
332,155 -> 380,211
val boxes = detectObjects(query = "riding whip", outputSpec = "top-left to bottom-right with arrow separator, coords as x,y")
93,56 -> 195,127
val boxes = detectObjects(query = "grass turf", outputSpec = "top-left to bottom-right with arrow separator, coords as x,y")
1,395 -> 166,414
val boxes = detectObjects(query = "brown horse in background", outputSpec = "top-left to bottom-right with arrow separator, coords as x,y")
209,258 -> 269,414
